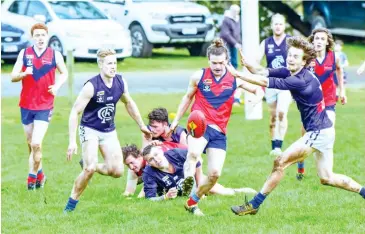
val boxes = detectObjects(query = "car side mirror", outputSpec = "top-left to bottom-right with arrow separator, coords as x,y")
33,14 -> 46,23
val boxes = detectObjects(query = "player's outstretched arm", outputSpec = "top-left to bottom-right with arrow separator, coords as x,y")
168,70 -> 200,134
236,78 -> 265,104
67,82 -> 94,161
335,56 -> 347,105
238,49 -> 269,76
49,51 -> 68,96
120,78 -> 151,139
226,64 -> 269,87
11,49 -> 32,82
123,169 -> 138,196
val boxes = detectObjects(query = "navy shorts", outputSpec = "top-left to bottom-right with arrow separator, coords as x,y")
325,105 -> 336,112
20,108 -> 53,125
203,126 -> 227,153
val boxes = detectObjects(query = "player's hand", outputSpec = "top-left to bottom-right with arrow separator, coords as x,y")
166,121 -> 178,139
24,66 -> 33,75
238,49 -> 248,67
165,187 -> 178,199
48,84 -> 60,96
67,142 -> 77,161
250,87 -> 265,105
339,92 -> 347,105
357,65 -> 365,75
149,140 -> 163,146
140,125 -> 152,140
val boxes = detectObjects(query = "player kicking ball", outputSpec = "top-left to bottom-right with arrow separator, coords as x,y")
227,36 -> 365,216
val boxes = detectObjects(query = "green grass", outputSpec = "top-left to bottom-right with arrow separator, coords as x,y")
2,90 -> 365,233
2,43 -> 365,73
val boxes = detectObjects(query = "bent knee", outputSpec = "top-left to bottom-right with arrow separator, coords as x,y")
108,167 -> 123,178
188,151 -> 201,161
84,165 -> 97,175
31,143 -> 41,151
278,111 -> 286,121
208,170 -> 221,181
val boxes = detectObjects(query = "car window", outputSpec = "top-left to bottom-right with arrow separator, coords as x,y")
8,0 -> 28,15
93,0 -> 125,5
49,1 -> 108,20
26,1 -> 51,20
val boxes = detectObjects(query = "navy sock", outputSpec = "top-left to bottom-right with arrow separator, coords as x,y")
271,140 -> 276,150
360,187 -> 365,199
276,140 -> 283,149
297,162 -> 305,173
64,197 -> 79,211
249,192 -> 266,209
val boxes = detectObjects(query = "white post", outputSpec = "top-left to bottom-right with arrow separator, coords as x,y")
241,0 -> 263,120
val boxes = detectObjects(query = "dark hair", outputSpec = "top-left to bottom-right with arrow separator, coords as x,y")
122,144 -> 140,163
206,38 -> 229,60
308,27 -> 334,52
142,144 -> 154,159
287,36 -> 317,67
148,107 -> 169,124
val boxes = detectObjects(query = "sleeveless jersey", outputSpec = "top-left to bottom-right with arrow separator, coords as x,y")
191,68 -> 237,134
265,35 -> 289,69
314,51 -> 337,107
149,125 -> 186,143
19,46 -> 56,110
80,74 -> 124,132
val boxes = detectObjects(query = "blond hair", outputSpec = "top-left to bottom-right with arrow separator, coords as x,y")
206,38 -> 229,60
97,48 -> 116,64
271,13 -> 286,25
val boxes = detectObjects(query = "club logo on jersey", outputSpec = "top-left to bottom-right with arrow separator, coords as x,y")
96,91 -> 105,103
222,83 -> 233,90
98,103 -> 114,123
203,84 -> 211,92
42,58 -> 52,65
26,55 -> 33,67
203,79 -> 212,85
271,55 -> 285,69
162,176 -> 172,186
107,96 -> 113,101
268,44 -> 274,54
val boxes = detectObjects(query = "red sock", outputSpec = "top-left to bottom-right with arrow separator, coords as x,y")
298,168 -> 305,174
187,197 -> 198,206
28,174 -> 37,184
37,170 -> 44,181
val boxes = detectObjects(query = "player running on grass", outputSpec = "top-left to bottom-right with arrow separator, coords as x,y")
11,23 -> 68,190
226,36 -> 365,216
64,48 -> 151,212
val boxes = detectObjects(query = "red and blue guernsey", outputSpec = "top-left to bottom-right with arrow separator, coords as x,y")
191,68 -> 237,134
20,47 -> 57,110
314,51 -> 337,108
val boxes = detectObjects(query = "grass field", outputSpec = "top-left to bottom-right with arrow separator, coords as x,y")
2,42 -> 365,73
2,90 -> 365,233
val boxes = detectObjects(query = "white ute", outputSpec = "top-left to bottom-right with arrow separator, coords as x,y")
93,0 -> 215,57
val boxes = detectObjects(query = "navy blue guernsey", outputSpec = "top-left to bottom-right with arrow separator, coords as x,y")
149,125 -> 186,143
268,68 -> 332,132
80,74 -> 124,132
143,149 -> 201,199
265,35 -> 289,69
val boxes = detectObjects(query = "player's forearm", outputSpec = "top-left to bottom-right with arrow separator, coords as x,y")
245,61 -> 268,76
11,71 -> 26,82
172,95 -> 193,125
337,67 -> 345,94
125,100 -> 145,129
235,72 -> 268,87
54,72 -> 68,89
124,180 -> 137,195
68,109 -> 79,144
